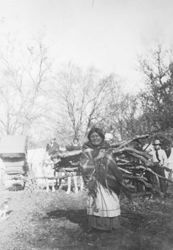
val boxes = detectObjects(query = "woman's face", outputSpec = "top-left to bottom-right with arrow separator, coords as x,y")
90,132 -> 103,146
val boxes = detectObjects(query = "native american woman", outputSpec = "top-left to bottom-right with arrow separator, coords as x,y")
80,127 -> 124,231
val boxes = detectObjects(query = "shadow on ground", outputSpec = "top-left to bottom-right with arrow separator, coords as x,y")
46,209 -> 88,230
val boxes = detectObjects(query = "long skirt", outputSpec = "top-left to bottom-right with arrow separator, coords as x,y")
87,182 -> 120,230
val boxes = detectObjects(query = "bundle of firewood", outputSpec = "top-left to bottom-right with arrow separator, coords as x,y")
109,134 -> 173,194
54,134 -> 173,194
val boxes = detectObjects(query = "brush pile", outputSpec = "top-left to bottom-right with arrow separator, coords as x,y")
110,134 -> 164,194
55,134 -> 173,195
102,134 -> 172,195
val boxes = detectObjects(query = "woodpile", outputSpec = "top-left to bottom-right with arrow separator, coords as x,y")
55,134 -> 173,196
108,134 -> 173,195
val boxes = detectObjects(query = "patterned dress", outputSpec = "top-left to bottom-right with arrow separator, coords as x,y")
80,143 -> 123,230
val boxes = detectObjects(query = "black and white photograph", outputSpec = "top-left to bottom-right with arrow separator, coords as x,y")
0,0 -> 173,249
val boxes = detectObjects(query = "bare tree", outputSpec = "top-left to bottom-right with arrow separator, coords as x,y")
53,64 -> 111,142
0,40 -> 52,140
138,44 -> 173,131
99,75 -> 140,140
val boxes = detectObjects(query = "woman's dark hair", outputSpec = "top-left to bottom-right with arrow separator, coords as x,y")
87,127 -> 105,141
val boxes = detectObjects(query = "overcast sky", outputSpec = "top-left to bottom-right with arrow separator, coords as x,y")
0,0 -> 172,92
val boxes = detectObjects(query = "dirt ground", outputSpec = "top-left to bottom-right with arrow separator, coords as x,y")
0,186 -> 173,250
